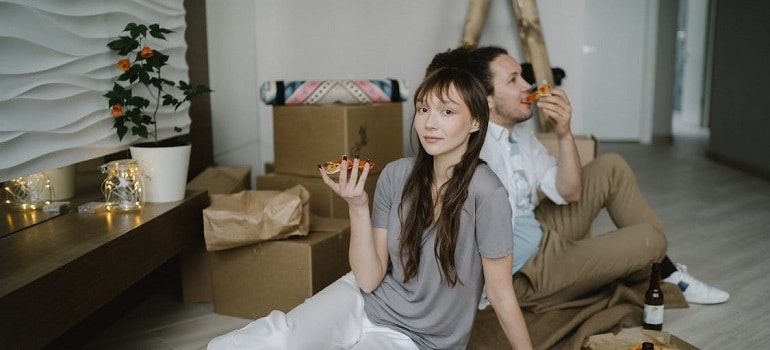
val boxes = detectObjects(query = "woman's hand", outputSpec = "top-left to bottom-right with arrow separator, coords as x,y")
319,155 -> 386,292
319,155 -> 372,208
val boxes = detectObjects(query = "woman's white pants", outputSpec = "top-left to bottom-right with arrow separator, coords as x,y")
207,272 -> 419,350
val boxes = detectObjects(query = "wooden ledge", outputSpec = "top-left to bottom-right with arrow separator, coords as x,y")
0,190 -> 209,348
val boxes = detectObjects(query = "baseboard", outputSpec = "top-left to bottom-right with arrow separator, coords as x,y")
651,133 -> 674,145
706,150 -> 770,182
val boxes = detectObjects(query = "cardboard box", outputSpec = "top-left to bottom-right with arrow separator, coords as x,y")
273,103 -> 404,176
181,165 -> 252,303
582,328 -> 699,350
537,133 -> 598,166
210,216 -> 351,319
187,165 -> 252,196
256,172 -> 379,219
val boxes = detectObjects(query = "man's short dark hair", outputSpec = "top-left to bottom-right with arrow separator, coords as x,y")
425,45 -> 509,96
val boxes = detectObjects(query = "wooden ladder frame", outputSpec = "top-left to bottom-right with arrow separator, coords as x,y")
461,0 -> 555,132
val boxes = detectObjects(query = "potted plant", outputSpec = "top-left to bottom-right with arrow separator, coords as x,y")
105,23 -> 211,203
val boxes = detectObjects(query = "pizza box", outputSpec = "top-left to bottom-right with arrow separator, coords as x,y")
582,328 -> 700,350
272,103 -> 404,177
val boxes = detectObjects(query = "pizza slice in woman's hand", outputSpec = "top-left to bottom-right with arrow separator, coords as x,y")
320,159 -> 374,175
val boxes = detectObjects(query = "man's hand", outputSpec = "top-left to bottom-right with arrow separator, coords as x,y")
537,88 -> 573,137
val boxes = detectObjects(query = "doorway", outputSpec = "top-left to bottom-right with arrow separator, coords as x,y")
672,0 -> 712,138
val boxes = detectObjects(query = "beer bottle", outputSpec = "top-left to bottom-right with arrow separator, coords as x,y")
643,262 -> 664,330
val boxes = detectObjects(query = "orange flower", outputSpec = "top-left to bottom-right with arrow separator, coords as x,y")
111,104 -> 124,117
140,45 -> 153,58
116,59 -> 130,72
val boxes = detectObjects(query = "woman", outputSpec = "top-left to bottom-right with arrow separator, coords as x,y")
206,67 -> 532,349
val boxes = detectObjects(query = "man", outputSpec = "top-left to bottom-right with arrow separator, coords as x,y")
426,45 -> 729,310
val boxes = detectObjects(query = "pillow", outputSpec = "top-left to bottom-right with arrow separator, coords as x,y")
260,79 -> 408,105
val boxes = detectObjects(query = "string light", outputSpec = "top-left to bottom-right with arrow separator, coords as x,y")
2,173 -> 53,210
101,159 -> 144,212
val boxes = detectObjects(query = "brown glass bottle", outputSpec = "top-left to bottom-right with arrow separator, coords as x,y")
643,262 -> 664,330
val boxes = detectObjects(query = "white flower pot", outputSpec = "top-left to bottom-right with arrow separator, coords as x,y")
129,143 -> 192,203
42,164 -> 76,200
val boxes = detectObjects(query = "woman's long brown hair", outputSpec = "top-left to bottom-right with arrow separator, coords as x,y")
398,67 -> 489,287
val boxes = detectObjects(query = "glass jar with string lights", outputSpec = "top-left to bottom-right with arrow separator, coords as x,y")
2,172 -> 53,210
101,159 -> 144,212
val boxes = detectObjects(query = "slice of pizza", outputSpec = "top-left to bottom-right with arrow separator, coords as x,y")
321,161 -> 342,174
521,83 -> 552,104
321,160 -> 375,175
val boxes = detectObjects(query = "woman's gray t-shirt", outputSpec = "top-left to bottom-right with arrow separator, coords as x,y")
363,158 -> 514,349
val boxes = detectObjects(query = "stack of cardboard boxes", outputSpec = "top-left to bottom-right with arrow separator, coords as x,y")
206,103 -> 404,319
182,165 -> 252,304
258,103 -> 404,218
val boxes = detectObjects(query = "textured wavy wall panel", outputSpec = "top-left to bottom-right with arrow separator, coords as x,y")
0,0 -> 190,181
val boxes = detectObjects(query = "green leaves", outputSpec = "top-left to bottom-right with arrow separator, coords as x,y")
104,83 -> 126,107
121,23 -> 172,40
148,23 -> 173,40
107,36 -> 140,56
124,23 -> 148,39
105,23 -> 210,144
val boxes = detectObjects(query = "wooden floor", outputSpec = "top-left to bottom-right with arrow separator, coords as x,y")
78,131 -> 770,349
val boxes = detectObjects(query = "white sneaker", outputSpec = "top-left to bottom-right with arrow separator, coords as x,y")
663,263 -> 730,304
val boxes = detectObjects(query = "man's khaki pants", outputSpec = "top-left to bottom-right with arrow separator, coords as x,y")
515,153 -> 668,312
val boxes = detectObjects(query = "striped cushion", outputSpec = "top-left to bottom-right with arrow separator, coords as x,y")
260,79 -> 408,105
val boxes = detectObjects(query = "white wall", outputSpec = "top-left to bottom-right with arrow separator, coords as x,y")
205,0 -> 593,180
0,0 -> 190,182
